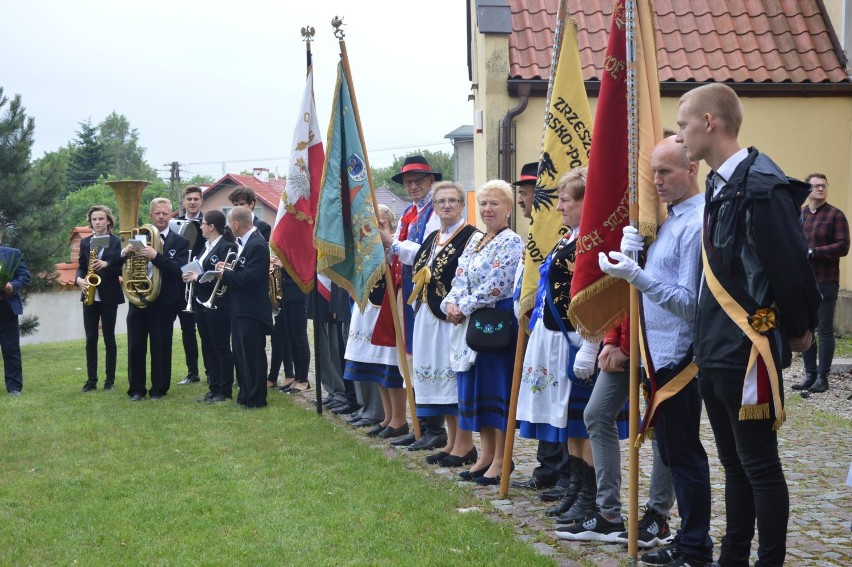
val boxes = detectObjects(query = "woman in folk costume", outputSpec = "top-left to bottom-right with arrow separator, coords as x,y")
514,168 -> 628,523
343,206 -> 409,440
442,180 -> 524,485
76,205 -> 124,392
409,182 -> 481,467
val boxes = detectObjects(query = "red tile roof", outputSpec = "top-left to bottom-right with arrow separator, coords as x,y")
203,173 -> 286,211
508,0 -> 849,87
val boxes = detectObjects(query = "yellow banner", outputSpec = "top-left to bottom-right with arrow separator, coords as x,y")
518,16 -> 593,321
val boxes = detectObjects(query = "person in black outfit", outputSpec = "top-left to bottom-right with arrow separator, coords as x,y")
218,206 -> 272,408
183,210 -> 236,403
228,186 -> 271,242
120,198 -> 189,401
76,205 -> 124,391
176,185 -> 205,385
268,259 -> 311,393
0,241 -> 31,396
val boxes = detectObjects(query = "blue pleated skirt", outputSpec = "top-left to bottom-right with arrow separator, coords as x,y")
343,359 -> 403,389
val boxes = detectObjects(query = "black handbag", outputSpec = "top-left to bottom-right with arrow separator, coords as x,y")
466,307 -> 514,353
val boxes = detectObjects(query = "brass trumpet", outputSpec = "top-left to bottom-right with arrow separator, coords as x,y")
182,251 -> 195,313
200,251 -> 237,310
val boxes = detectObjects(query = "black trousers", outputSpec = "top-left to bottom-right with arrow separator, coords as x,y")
534,440 -> 568,482
269,301 -> 310,382
195,307 -> 234,398
700,368 -> 788,567
0,305 -> 22,393
176,309 -> 199,376
82,302 -> 118,384
127,302 -> 177,397
232,316 -> 267,408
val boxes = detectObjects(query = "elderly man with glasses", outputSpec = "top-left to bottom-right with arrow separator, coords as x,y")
378,155 -> 444,450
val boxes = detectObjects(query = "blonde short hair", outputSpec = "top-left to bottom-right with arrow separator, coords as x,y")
679,83 -> 743,136
432,181 -> 465,203
557,167 -> 588,201
377,204 -> 397,231
149,198 -> 172,214
476,179 -> 514,210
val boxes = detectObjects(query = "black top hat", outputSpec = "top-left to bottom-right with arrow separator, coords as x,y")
391,155 -> 443,184
514,162 -> 538,186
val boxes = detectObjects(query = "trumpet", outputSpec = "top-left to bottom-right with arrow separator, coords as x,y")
200,251 -> 237,310
182,252 -> 195,313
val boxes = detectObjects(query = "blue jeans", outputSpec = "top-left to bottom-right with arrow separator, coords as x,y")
700,368 -> 788,567
584,370 -> 674,518
802,281 -> 838,378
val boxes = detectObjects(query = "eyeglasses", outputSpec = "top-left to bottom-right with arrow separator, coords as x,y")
434,198 -> 462,206
810,184 -> 828,190
200,221 -> 209,226
403,175 -> 430,188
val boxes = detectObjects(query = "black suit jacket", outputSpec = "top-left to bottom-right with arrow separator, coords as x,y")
195,237 -> 237,317
253,216 -> 271,242
222,230 -> 272,328
76,233 -> 125,305
152,231 -> 190,307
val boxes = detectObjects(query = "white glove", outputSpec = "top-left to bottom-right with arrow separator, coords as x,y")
620,225 -> 645,254
598,251 -> 642,284
573,340 -> 599,380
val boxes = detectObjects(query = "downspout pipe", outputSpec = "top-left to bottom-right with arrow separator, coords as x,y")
500,83 -> 531,184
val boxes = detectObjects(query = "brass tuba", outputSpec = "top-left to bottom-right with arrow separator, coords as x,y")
107,180 -> 162,308
269,265 -> 284,306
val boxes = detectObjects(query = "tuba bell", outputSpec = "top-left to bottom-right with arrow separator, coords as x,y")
107,180 -> 162,308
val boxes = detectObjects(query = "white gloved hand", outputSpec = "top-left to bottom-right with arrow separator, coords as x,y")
573,339 -> 599,380
598,251 -> 642,284
620,225 -> 645,254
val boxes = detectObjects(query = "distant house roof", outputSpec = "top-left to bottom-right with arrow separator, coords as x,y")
504,0 -> 851,95
374,185 -> 410,221
445,125 -> 474,141
203,173 -> 286,210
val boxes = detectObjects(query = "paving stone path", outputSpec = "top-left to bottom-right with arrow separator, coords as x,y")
298,361 -> 851,566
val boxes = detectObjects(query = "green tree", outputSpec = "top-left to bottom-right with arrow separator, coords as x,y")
98,112 -> 158,181
0,88 -> 70,335
67,119 -> 105,190
184,174 -> 216,186
371,149 -> 455,198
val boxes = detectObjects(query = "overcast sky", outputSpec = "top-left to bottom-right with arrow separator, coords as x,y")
4,0 -> 472,180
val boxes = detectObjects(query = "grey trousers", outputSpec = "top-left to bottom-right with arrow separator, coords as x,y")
584,369 -> 675,518
354,380 -> 385,421
316,320 -> 348,404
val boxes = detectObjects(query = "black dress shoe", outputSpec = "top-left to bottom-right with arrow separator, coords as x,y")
129,393 -> 144,402
439,447 -> 478,467
378,423 -> 410,439
206,394 -> 227,403
366,424 -> 387,437
332,404 -> 360,415
539,486 -> 568,502
459,464 -> 492,482
390,431 -> 416,446
475,474 -> 501,486
81,381 -> 97,392
346,414 -> 363,424
407,431 -> 448,451
353,418 -> 381,428
326,399 -> 346,410
103,382 -> 114,391
511,476 -> 556,490
178,374 -> 200,385
425,450 -> 449,464
149,394 -> 166,400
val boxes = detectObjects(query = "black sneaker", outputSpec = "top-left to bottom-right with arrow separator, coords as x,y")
615,506 -> 673,548
81,381 -> 97,392
555,511 -> 625,542
640,543 -> 680,566
662,555 -> 713,567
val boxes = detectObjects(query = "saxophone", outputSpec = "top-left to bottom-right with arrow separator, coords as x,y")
83,246 -> 101,306
269,266 -> 284,306
106,180 -> 162,308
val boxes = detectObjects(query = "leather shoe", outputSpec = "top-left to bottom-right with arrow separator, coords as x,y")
129,393 -> 144,401
475,474 -> 500,486
425,450 -> 449,464
459,464 -> 491,482
103,382 -> 114,391
390,431 -> 416,446
510,476 -> 555,490
206,394 -> 227,403
332,404 -> 360,415
346,414 -> 363,424
407,431 -> 448,451
378,423 -> 410,439
439,447 -> 478,467
539,486 -> 568,502
326,399 -> 346,410
149,394 -> 166,400
366,424 -> 387,437
178,374 -> 200,385
353,418 -> 381,428
81,381 -> 97,392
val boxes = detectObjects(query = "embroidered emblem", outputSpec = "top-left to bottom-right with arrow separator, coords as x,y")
168,249 -> 176,258
474,319 -> 504,334
210,255 -> 219,264
238,257 -> 247,267
347,153 -> 367,182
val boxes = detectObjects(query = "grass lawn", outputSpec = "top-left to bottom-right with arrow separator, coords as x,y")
1,336 -> 552,566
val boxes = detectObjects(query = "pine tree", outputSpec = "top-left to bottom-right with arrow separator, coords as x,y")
67,119 -> 105,189
0,87 -> 69,301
